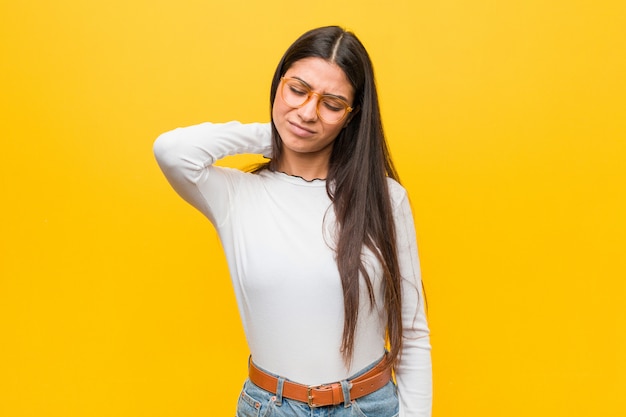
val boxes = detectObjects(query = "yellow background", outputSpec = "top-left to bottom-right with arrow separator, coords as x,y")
1,1 -> 625,416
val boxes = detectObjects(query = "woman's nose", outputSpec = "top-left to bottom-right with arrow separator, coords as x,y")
297,96 -> 319,122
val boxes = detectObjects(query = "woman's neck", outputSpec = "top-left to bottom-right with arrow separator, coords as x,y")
277,153 -> 329,181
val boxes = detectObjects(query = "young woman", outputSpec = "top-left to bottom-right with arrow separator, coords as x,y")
154,26 -> 431,417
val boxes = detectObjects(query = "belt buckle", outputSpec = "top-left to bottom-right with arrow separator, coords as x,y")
307,384 -> 330,408
307,386 -> 318,408
307,384 -> 334,408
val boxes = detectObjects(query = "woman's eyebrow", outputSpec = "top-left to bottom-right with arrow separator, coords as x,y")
292,76 -> 350,102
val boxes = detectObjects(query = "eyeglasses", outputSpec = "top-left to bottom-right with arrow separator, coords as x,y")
279,77 -> 353,124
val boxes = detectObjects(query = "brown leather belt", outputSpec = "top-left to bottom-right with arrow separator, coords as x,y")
248,356 -> 392,407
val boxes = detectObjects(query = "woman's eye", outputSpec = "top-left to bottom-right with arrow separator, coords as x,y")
322,99 -> 344,112
288,85 -> 308,96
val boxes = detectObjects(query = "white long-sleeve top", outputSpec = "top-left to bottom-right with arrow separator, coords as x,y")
153,121 -> 432,416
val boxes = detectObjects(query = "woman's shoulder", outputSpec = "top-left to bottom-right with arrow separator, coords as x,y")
385,177 -> 408,207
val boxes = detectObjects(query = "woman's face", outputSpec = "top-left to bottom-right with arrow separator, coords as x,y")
272,57 -> 355,160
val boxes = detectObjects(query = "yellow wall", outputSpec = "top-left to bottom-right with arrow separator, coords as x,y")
1,1 -> 625,416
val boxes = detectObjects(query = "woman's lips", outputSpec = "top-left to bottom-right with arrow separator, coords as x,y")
288,121 -> 316,138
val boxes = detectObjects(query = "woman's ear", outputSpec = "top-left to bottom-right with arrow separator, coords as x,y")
343,106 -> 360,128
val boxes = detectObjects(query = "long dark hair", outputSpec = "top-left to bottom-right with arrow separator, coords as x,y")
258,26 -> 404,367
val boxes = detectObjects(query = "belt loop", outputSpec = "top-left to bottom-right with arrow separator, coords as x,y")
275,377 -> 285,406
340,379 -> 352,408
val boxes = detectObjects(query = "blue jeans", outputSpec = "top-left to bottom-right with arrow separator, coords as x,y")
236,356 -> 399,417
